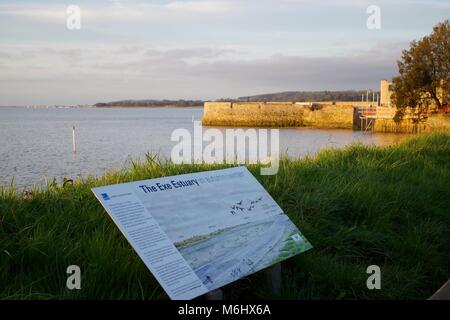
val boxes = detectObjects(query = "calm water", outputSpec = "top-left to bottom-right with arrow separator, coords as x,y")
0,107 -> 408,188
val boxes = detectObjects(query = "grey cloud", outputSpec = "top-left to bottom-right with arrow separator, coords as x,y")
0,51 -> 11,59
142,47 -> 236,60
0,44 -> 401,104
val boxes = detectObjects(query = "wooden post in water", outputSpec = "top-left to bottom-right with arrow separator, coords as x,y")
72,126 -> 76,153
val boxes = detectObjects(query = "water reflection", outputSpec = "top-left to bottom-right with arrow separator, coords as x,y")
0,107 -> 409,188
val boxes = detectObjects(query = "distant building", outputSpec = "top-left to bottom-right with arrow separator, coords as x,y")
380,79 -> 448,109
380,80 -> 394,107
437,80 -> 449,106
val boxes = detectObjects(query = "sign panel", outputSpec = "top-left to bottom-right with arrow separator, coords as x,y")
92,166 -> 312,299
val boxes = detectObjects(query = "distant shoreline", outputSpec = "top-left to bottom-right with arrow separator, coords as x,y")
0,105 -> 204,109
94,105 -> 204,108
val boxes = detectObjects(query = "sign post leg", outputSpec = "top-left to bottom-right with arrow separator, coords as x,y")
205,289 -> 224,300
265,263 -> 282,296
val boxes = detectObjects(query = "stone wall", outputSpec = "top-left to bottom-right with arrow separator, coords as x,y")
202,101 -> 359,128
373,114 -> 450,133
202,102 -> 303,127
302,104 -> 355,128
373,119 -> 426,133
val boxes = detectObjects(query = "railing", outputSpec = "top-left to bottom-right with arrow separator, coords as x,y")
360,107 -> 396,119
376,107 -> 396,118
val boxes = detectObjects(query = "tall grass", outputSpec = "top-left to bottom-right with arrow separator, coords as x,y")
1,133 -> 449,299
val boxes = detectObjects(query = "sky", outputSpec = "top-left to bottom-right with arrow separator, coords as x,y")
0,0 -> 448,105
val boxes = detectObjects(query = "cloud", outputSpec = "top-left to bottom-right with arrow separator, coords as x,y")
164,1 -> 230,13
0,1 -> 232,25
1,0 -> 448,27
0,6 -> 65,24
0,0 -> 446,105
0,43 -> 401,105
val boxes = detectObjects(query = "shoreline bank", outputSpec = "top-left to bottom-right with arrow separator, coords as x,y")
1,133 -> 449,299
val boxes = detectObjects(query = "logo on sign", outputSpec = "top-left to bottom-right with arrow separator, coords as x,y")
101,193 -> 110,200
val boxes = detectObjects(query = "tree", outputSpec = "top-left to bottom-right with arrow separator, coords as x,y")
392,20 -> 450,122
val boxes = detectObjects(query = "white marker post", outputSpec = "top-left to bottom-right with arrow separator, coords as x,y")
72,126 -> 76,153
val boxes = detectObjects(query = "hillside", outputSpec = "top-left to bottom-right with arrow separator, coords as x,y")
238,90 -> 379,102
94,91 -> 379,107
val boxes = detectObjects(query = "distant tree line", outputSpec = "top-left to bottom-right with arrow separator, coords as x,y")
237,90 -> 378,102
94,90 -> 380,107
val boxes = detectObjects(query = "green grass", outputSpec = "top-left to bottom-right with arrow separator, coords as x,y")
1,133 -> 449,300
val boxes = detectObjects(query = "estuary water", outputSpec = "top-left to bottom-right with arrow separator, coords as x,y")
0,107 -> 407,188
